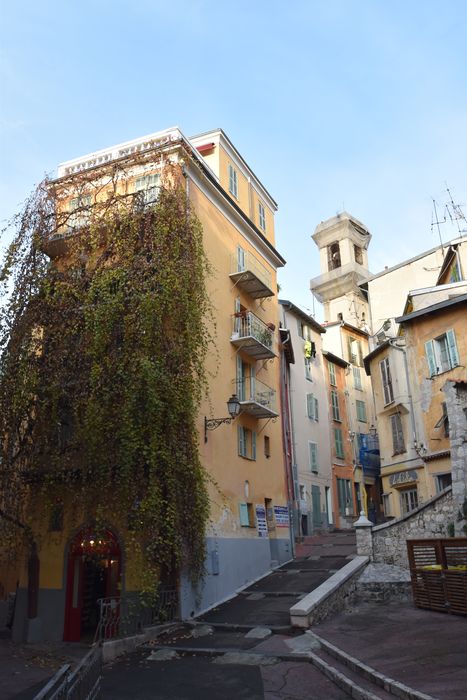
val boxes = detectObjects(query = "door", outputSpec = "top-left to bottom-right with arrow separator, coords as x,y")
312,486 -> 322,530
63,527 -> 121,642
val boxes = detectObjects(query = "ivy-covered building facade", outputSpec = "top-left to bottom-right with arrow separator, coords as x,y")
0,127 -> 291,642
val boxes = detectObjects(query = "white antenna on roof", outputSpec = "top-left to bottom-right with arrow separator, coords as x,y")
445,183 -> 467,235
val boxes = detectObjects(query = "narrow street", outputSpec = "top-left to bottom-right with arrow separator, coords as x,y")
103,532 -> 359,699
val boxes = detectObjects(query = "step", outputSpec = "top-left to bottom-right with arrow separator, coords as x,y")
308,632 -> 435,700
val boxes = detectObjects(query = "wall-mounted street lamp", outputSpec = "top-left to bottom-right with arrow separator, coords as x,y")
205,394 -> 241,443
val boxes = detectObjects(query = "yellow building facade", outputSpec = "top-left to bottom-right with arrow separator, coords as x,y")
5,127 -> 291,642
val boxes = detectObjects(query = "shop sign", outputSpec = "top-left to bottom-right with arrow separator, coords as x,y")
389,470 -> 418,487
274,505 -> 289,527
255,505 -> 268,537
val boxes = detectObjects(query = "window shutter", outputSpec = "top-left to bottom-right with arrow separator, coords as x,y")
238,426 -> 246,457
239,503 -> 249,526
251,431 -> 257,460
386,358 -> 394,402
237,245 -> 245,272
314,397 -> 319,422
236,355 -> 244,400
306,393 -> 313,418
446,329 -> 460,368
391,414 -> 405,453
309,442 -> 318,472
425,340 -> 437,377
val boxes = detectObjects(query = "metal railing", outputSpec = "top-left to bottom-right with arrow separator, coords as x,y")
231,311 -> 274,350
236,375 -> 277,413
95,588 -> 178,642
230,251 -> 272,290
33,645 -> 102,700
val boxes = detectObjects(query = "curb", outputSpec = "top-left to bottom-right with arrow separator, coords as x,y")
309,633 -> 436,700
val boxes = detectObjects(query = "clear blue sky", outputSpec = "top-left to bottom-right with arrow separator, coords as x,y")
1,0 -> 466,317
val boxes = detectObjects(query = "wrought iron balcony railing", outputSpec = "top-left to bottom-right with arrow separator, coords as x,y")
230,251 -> 274,299
231,311 -> 275,359
235,375 -> 278,418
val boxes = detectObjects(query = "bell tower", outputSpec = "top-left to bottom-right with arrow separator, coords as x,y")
310,212 -> 372,327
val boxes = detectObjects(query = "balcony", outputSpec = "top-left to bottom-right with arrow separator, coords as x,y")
229,251 -> 274,299
236,376 -> 278,418
231,311 -> 276,359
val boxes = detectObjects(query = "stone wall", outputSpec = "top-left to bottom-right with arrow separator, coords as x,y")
356,488 -> 454,569
443,381 -> 467,536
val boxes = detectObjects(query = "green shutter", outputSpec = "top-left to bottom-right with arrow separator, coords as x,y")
239,503 -> 249,526
334,428 -> 344,458
425,340 -> 437,376
238,426 -> 246,457
309,442 -> 318,472
446,329 -> 460,368
251,431 -> 257,460
307,393 -> 314,419
314,397 -> 319,422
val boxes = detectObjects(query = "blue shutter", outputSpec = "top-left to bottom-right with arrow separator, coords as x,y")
425,340 -> 437,377
446,329 -> 460,368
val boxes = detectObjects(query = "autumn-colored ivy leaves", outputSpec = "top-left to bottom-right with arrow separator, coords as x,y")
0,161 -> 212,587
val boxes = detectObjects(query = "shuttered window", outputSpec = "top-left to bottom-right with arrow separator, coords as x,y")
238,426 -> 256,460
334,427 -> 344,459
331,390 -> 341,421
380,357 -> 394,405
425,330 -> 460,376
306,393 -> 319,421
390,413 -> 405,455
228,164 -> 238,198
309,442 -> 318,473
356,400 -> 367,423
353,367 -> 362,390
329,362 -> 336,386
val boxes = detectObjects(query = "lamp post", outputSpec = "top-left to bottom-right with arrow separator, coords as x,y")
205,394 -> 241,443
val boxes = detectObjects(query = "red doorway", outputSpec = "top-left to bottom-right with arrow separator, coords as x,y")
63,527 -> 121,642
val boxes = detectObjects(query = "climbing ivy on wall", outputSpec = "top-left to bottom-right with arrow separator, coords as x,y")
0,158 -> 212,587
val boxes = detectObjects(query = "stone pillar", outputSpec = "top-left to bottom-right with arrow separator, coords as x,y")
443,381 -> 467,536
354,511 -> 373,559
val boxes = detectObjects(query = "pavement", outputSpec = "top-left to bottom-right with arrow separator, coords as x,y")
3,530 -> 467,699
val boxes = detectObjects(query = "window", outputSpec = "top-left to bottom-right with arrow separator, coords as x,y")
239,502 -> 255,527
299,484 -> 306,502
348,337 -> 362,366
336,478 -> 352,514
434,402 -> 450,437
328,241 -> 341,270
353,366 -> 362,390
297,321 -> 311,341
400,488 -> 418,515
236,245 -> 246,272
228,164 -> 238,198
331,390 -> 341,421
305,357 -> 312,380
329,362 -> 337,386
258,201 -> 266,231
354,245 -> 363,265
306,393 -> 319,421
425,330 -> 460,377
380,357 -> 394,405
264,435 -> 270,458
435,473 -> 452,493
68,194 -> 92,228
356,400 -> 367,423
390,413 -> 405,455
238,425 -> 256,460
334,427 -> 345,459
135,173 -> 160,204
382,494 -> 392,517
309,442 -> 318,473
